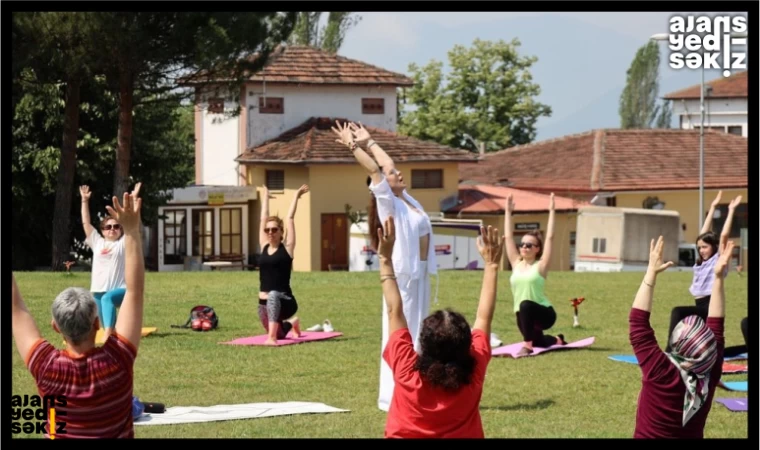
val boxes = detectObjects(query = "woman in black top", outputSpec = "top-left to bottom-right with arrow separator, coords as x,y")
258,184 -> 309,345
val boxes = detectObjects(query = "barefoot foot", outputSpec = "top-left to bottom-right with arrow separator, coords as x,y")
263,338 -> 278,346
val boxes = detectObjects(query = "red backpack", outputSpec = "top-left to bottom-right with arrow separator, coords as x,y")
171,305 -> 219,331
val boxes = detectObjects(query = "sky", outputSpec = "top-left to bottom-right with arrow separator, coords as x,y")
336,11 -> 749,141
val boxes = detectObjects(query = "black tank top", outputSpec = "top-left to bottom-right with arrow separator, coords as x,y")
259,244 -> 293,294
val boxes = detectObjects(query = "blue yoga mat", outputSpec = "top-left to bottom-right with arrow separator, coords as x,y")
722,381 -> 748,392
609,354 -> 747,365
725,353 -> 748,361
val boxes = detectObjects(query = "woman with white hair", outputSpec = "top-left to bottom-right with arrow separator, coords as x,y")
12,186 -> 146,439
629,235 -> 731,438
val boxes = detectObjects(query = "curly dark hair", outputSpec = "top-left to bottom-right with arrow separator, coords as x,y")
414,309 -> 476,392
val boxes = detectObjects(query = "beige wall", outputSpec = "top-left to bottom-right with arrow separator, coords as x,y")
447,211 -> 579,271
246,161 -> 461,271
614,188 -> 748,268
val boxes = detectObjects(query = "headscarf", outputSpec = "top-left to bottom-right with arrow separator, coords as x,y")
666,315 -> 718,426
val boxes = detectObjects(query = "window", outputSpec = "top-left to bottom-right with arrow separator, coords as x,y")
592,237 -> 606,254
259,97 -> 283,114
192,209 -> 214,259
712,203 -> 748,238
606,196 -> 617,207
411,169 -> 443,189
727,126 -> 743,136
362,98 -> 385,114
163,210 -> 187,265
208,98 -> 224,114
220,208 -> 243,256
266,170 -> 285,191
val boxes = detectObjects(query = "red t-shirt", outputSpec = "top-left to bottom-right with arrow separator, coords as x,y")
382,327 -> 491,438
25,333 -> 137,439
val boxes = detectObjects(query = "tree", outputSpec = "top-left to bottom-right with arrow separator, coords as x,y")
398,38 -> 552,152
86,12 -> 297,198
289,12 -> 361,53
619,41 -> 672,129
13,12 -> 98,270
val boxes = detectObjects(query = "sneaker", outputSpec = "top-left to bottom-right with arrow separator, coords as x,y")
323,319 -> 334,333
490,333 -> 502,347
306,323 -> 323,332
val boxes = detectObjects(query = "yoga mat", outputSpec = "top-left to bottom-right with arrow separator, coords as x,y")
64,327 -> 158,346
134,401 -> 349,426
608,355 -> 748,374
220,331 -> 343,346
492,337 -> 595,358
715,398 -> 747,412
720,381 -> 748,392
725,353 -> 748,361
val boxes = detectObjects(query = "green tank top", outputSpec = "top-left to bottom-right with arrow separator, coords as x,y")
510,261 -> 552,312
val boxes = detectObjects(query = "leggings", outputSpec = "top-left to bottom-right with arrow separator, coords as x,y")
725,317 -> 749,357
93,288 -> 126,329
516,300 -> 559,348
258,291 -> 298,339
665,296 -> 710,353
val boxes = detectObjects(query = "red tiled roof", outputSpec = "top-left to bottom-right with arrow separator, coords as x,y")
185,45 -> 413,87
236,118 -> 480,164
663,70 -> 747,99
458,129 -> 747,192
447,184 -> 587,215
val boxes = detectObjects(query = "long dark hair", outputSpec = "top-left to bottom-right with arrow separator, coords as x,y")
696,231 -> 719,265
414,309 -> 477,392
367,171 -> 383,251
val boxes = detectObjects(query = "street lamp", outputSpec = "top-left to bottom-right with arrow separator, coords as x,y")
650,31 -> 747,231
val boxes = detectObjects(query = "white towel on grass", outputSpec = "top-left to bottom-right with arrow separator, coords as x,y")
134,401 -> 349,426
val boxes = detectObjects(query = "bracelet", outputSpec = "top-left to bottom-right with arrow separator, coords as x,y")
643,280 -> 654,288
380,275 -> 396,282
368,139 -> 377,148
350,142 -> 358,151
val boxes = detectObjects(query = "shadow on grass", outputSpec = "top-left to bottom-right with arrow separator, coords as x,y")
481,398 -> 555,412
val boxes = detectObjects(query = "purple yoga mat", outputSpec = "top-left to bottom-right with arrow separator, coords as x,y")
220,331 -> 343,346
716,398 -> 747,412
492,337 -> 595,358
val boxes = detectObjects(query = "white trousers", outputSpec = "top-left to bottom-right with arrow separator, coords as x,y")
378,261 -> 431,412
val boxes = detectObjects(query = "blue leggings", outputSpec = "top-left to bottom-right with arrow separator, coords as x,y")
93,288 -> 126,329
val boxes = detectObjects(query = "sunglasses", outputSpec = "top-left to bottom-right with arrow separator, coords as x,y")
102,224 -> 121,231
519,242 -> 537,249
264,227 -> 280,234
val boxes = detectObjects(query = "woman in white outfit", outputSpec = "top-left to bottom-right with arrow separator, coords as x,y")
332,120 -> 438,412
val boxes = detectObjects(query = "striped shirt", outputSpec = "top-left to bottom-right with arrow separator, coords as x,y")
25,332 -> 137,439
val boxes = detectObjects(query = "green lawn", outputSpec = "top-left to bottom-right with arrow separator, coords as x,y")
12,270 -> 748,438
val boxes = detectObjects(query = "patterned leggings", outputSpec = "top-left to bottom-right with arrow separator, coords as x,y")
258,291 -> 298,339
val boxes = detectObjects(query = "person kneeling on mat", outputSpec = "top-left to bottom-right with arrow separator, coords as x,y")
12,187 -> 146,439
629,236 -> 730,439
378,217 -> 503,438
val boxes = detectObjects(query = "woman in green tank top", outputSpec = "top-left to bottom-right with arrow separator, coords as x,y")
503,193 -> 567,357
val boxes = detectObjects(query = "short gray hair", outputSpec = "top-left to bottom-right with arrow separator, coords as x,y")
51,287 -> 98,344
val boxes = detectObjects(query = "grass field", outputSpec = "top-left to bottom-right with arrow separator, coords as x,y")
11,270 -> 748,438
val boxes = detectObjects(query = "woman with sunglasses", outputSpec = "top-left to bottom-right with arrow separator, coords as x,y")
257,184 -> 309,345
79,183 -> 140,342
503,193 -> 566,357
332,120 -> 438,412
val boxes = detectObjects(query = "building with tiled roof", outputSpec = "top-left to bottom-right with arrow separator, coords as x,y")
458,128 -> 748,269
663,70 -> 747,137
156,45 -> 481,272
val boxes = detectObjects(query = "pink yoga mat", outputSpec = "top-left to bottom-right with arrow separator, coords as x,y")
492,337 -> 595,358
220,331 -> 343,346
722,362 -> 748,374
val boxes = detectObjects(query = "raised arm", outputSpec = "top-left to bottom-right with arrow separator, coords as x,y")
79,185 -> 96,242
12,273 -> 43,362
700,190 -> 722,234
376,216 -> 407,334
503,195 -> 521,268
472,226 -> 505,337
285,184 -> 309,257
632,236 -> 675,312
332,121 -> 383,186
709,240 -> 734,319
719,195 -> 742,249
111,185 -> 146,350
350,122 -> 396,173
538,193 -> 555,277
259,185 -> 271,248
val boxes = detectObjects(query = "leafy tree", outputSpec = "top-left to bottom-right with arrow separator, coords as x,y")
289,12 -> 361,52
619,41 -> 672,129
